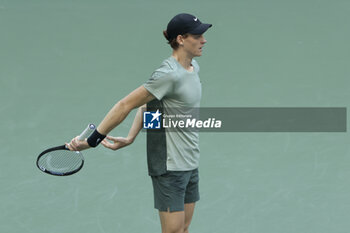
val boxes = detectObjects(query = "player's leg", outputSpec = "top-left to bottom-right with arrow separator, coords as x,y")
184,203 -> 195,233
157,203 -> 196,233
152,171 -> 188,233
159,210 -> 185,233
183,168 -> 200,232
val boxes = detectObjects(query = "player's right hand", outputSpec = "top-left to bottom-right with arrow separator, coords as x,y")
66,136 -> 91,151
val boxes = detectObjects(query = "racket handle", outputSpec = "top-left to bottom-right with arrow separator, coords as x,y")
78,124 -> 96,141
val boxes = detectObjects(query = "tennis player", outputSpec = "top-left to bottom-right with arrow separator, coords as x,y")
67,13 -> 212,233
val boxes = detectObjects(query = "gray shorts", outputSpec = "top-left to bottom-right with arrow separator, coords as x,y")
151,168 -> 200,212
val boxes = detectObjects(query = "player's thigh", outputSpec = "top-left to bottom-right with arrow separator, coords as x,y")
184,202 -> 195,227
159,210 -> 185,233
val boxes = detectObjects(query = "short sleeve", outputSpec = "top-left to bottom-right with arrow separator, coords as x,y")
144,71 -> 175,100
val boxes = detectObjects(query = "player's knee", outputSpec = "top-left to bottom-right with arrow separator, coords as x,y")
164,226 -> 184,233
183,219 -> 192,233
164,229 -> 182,233
183,225 -> 189,233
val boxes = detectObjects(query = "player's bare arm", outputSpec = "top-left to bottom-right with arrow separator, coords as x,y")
97,87 -> 153,134
67,86 -> 154,151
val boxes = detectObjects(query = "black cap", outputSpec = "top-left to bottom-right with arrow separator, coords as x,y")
165,13 -> 212,41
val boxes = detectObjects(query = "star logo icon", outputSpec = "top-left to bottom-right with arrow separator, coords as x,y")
150,109 -> 162,122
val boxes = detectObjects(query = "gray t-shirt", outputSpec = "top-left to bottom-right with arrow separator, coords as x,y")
144,56 -> 202,172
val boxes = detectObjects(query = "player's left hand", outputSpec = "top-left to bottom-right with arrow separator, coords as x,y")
66,136 -> 91,151
101,135 -> 133,151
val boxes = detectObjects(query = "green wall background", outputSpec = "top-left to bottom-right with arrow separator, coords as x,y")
1,0 -> 349,232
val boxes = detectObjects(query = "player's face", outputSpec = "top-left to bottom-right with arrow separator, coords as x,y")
182,34 -> 207,57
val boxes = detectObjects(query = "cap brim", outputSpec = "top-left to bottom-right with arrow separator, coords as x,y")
189,23 -> 212,35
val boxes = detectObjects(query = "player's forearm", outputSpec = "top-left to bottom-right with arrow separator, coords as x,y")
127,105 -> 145,142
97,100 -> 132,135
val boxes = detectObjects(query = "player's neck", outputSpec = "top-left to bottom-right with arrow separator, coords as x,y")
172,50 -> 193,71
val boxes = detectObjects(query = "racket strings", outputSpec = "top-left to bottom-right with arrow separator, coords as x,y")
38,150 -> 83,175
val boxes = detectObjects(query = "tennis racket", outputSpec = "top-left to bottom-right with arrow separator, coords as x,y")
36,124 -> 96,176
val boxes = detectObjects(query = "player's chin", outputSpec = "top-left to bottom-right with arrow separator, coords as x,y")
191,50 -> 203,57
198,48 -> 205,55
194,51 -> 203,57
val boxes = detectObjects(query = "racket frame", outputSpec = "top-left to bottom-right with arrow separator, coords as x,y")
36,145 -> 84,176
36,124 -> 95,176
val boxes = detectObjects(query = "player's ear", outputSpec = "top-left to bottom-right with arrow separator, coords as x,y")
176,35 -> 184,46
